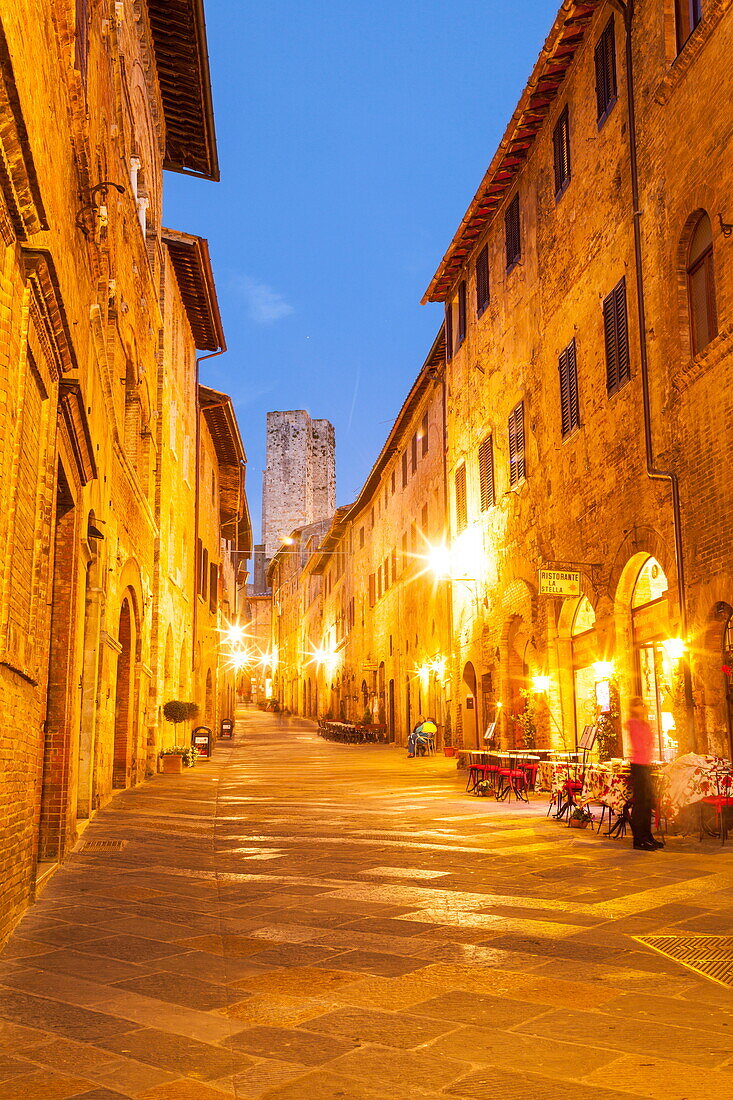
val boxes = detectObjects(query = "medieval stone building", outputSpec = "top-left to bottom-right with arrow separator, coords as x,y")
0,1 -> 249,944
267,0 -> 733,761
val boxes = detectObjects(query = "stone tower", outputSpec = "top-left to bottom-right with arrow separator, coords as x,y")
262,410 -> 336,559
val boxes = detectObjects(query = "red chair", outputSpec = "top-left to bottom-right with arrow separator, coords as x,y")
496,753 -> 530,803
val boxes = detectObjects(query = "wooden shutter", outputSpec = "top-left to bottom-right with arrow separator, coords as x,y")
614,280 -> 629,387
391,548 -> 397,581
445,302 -> 453,361
476,244 -> 489,315
604,278 -> 629,395
559,338 -> 579,437
209,562 -> 218,613
479,435 -> 494,510
553,106 -> 570,196
454,465 -> 467,533
505,193 -> 520,268
411,432 -> 418,473
421,412 -> 429,455
457,280 -> 467,345
402,450 -> 408,487
595,17 -> 617,121
369,574 -> 375,606
421,502 -> 428,532
508,402 -> 526,486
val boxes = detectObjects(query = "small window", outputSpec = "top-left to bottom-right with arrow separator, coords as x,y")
445,301 -> 454,361
421,503 -> 428,532
369,574 -> 375,606
457,280 -> 467,346
454,464 -> 467,533
209,562 -> 218,613
687,212 -> 717,356
359,526 -> 365,549
377,564 -> 383,599
383,556 -> 390,590
411,433 -> 418,474
401,531 -> 408,571
558,338 -> 580,437
402,450 -> 408,488
552,106 -> 571,198
391,469 -> 396,494
594,16 -> 617,124
391,548 -> 397,581
421,412 -> 429,456
479,435 -> 495,510
200,545 -> 209,600
508,402 -> 526,486
505,193 -> 521,270
603,277 -> 630,395
675,0 -> 702,53
475,244 -> 489,316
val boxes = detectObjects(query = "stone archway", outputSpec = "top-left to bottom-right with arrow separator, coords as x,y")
462,661 -> 478,748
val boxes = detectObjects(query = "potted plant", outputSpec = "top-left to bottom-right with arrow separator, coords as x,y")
159,745 -> 197,773
476,778 -> 492,796
568,805 -> 593,829
596,685 -> 620,761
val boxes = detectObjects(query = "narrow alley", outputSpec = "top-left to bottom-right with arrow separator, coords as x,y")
0,711 -> 731,1099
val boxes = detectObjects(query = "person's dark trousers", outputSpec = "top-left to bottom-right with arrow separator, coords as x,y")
630,763 -> 654,844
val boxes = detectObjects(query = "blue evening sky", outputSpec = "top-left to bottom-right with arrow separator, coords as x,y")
163,0 -> 559,541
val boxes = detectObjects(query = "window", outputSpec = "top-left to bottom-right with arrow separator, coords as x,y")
603,277 -> 630,395
75,0 -> 89,80
687,212 -> 717,356
479,435 -> 495,511
209,562 -> 218,613
675,0 -> 702,53
505,193 -> 521,270
508,402 -> 526,486
370,507 -> 375,529
552,105 -> 571,198
391,469 -> 396,494
475,244 -> 489,315
401,531 -> 408,571
391,548 -> 397,581
558,338 -> 580,437
402,450 -> 408,488
454,464 -> 467,533
445,301 -> 454,361
383,556 -> 390,590
411,433 -> 418,474
359,526 -> 365,549
377,565 -> 383,599
199,544 -> 209,600
421,412 -> 429,456
457,280 -> 467,346
421,502 -> 428,533
369,574 -> 376,606
594,16 -> 617,124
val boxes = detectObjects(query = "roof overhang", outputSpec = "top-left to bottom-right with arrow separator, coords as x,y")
423,0 -> 603,303
199,384 -> 246,526
164,230 -> 225,351
147,0 -> 219,181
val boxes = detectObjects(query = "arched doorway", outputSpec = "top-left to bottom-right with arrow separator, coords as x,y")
630,556 -> 678,761
462,662 -> 478,748
113,596 -> 136,789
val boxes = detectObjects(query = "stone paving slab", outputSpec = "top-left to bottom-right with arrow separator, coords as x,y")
0,708 -> 731,1098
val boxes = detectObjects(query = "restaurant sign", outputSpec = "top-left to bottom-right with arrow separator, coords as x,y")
538,568 -> 582,597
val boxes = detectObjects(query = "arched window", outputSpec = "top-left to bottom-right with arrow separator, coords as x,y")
687,212 -> 717,356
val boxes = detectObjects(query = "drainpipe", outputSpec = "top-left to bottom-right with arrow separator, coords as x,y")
192,349 -> 226,679
610,0 -> 695,749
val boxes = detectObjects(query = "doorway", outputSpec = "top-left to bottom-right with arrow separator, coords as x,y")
113,596 -> 136,788
462,661 -> 478,747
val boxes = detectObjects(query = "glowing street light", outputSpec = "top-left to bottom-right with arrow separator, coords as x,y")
662,637 -> 686,661
532,674 -> 551,694
593,660 -> 614,679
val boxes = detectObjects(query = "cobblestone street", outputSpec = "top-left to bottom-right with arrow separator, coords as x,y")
1,709 -> 732,1099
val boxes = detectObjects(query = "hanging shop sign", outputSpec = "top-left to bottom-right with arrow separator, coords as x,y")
538,568 -> 582,596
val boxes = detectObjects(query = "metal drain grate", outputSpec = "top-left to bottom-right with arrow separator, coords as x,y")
77,840 -> 127,853
634,934 -> 733,988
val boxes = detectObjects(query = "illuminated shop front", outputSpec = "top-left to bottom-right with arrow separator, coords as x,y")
631,557 -> 680,762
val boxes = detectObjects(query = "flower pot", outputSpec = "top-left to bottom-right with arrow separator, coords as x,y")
443,746 -> 455,757
569,817 -> 590,829
161,754 -> 183,774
